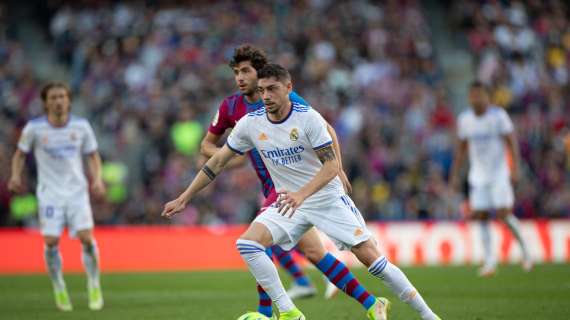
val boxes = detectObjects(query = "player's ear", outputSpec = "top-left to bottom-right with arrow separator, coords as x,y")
286,81 -> 293,93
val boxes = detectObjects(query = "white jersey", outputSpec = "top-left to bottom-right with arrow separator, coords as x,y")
18,116 -> 98,202
457,106 -> 513,186
227,102 -> 344,207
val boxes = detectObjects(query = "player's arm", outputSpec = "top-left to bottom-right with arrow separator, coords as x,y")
162,144 -> 238,218
449,137 -> 468,191
326,122 -> 352,194
200,131 -> 248,169
278,145 -> 339,217
8,149 -> 27,193
86,152 -> 106,198
504,132 -> 521,184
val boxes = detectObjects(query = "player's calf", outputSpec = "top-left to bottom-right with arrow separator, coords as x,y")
352,239 -> 440,320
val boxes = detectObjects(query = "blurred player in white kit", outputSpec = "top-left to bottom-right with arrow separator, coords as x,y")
450,81 -> 532,277
8,82 -> 105,311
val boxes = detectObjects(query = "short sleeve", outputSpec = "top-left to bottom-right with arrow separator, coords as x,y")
226,116 -> 253,155
497,109 -> 514,135
208,100 -> 232,135
457,114 -> 468,140
17,123 -> 34,153
306,109 -> 333,150
82,121 -> 98,154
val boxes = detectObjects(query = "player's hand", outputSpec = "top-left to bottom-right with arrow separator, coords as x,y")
277,190 -> 305,218
161,197 -> 188,219
8,176 -> 23,194
339,170 -> 352,194
91,179 -> 106,199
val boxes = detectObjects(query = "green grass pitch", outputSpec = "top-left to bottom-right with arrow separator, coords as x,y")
0,264 -> 568,319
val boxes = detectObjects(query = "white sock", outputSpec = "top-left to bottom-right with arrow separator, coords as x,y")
82,241 -> 101,289
236,239 -> 294,312
369,256 -> 436,320
504,214 -> 529,260
480,221 -> 495,267
44,245 -> 66,291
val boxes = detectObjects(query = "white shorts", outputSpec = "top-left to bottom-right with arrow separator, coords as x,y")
469,179 -> 514,211
254,194 -> 371,251
38,194 -> 94,237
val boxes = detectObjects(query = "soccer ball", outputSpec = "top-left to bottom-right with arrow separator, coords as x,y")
237,312 -> 271,320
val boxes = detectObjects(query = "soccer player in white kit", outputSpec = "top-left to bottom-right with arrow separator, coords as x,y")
162,64 -> 440,320
450,81 -> 532,277
8,83 -> 105,311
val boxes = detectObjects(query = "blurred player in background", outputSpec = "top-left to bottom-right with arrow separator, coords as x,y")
8,83 -> 105,311
200,45 -> 384,318
165,64 -> 440,320
450,81 -> 532,276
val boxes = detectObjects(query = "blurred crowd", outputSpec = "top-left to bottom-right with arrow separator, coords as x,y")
1,0 -> 568,227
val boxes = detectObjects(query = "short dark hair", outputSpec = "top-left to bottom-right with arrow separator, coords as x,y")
229,45 -> 268,71
470,80 -> 488,92
257,63 -> 291,83
41,82 -> 71,101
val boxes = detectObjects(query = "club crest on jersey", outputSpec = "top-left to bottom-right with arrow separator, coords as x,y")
42,136 -> 49,144
258,132 -> 268,141
70,132 -> 77,141
289,128 -> 299,141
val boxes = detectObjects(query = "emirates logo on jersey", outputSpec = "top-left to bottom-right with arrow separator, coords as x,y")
289,128 -> 299,141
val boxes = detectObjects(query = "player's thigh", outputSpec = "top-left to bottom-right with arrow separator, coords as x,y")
296,227 -> 327,264
469,184 -> 493,213
38,202 -> 66,238
307,195 -> 371,252
491,180 -> 514,218
67,199 -> 94,238
252,205 -> 311,251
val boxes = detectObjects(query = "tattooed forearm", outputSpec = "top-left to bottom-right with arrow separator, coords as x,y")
316,145 -> 336,164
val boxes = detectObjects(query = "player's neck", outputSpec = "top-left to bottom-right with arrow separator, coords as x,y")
47,113 -> 70,127
267,101 -> 292,123
244,92 -> 261,104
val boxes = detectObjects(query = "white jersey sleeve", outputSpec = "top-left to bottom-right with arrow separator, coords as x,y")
457,113 -> 468,140
305,109 -> 333,150
17,123 -> 35,153
82,121 -> 98,154
226,116 -> 253,155
497,108 -> 514,135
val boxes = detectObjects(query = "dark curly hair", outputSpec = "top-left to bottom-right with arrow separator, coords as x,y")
229,45 -> 268,71
257,63 -> 291,83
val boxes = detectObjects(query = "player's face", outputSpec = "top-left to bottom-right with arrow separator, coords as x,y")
469,87 -> 488,114
44,87 -> 71,117
233,61 -> 258,96
258,77 -> 292,114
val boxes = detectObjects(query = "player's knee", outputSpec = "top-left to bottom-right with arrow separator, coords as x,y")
44,236 -> 59,248
496,209 -> 511,220
352,239 -> 381,267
